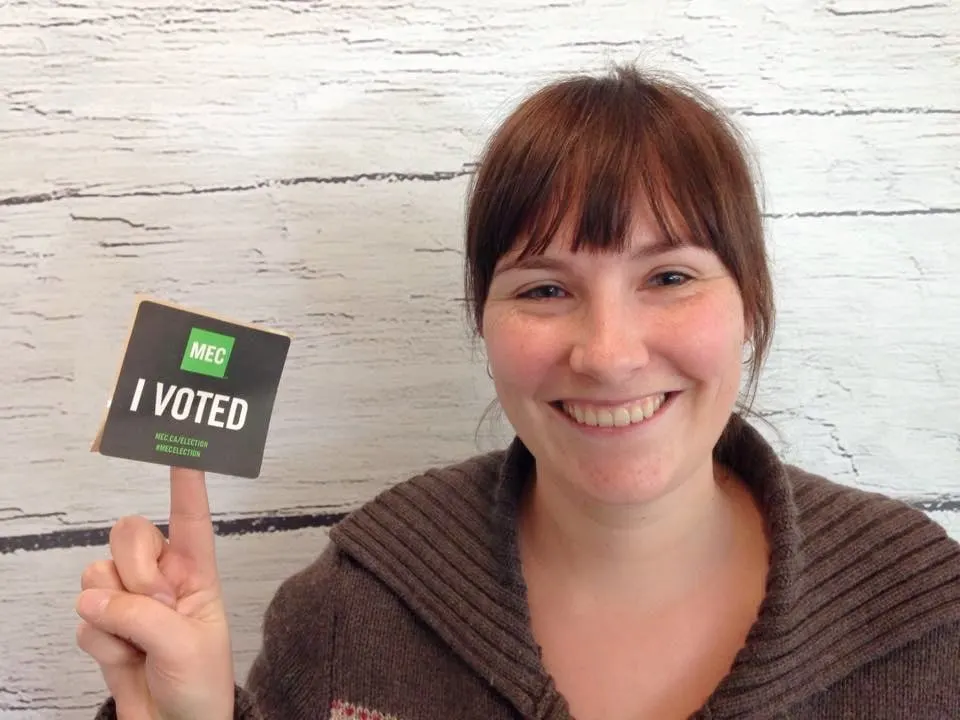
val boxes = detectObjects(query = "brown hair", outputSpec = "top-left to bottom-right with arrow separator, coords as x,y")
464,64 -> 775,412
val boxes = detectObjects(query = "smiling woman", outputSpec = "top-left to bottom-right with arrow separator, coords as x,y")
79,65 -> 960,720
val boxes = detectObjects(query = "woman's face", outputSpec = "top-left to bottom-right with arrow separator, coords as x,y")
482,209 -> 747,506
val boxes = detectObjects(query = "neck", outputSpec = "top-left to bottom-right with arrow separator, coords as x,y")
518,458 -> 761,611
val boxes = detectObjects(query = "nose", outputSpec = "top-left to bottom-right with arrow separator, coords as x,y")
568,297 -> 651,383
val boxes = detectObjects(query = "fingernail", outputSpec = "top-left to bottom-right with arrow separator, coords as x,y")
77,589 -> 109,619
152,593 -> 177,609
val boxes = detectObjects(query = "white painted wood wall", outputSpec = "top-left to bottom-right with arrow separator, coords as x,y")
2,0 -> 958,716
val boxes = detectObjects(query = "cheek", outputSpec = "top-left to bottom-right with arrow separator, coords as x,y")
483,311 -> 564,389
662,290 -> 745,386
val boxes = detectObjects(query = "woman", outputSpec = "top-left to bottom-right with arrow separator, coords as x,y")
77,65 -> 960,719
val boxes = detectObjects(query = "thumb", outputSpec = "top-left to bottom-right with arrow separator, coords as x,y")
107,516 -> 178,605
76,588 -> 185,662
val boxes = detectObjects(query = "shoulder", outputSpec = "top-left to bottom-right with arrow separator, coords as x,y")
265,447 -> 511,613
325,444 -> 513,572
260,539 -> 416,627
256,543 -> 344,655
329,447 -> 510,546
785,463 -> 959,557
266,445 -> 510,597
784,463 -> 960,644
363,448 -> 509,507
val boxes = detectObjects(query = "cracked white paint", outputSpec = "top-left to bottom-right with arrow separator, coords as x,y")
0,0 -> 958,716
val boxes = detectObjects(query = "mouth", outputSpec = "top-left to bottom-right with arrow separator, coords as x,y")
550,392 -> 676,429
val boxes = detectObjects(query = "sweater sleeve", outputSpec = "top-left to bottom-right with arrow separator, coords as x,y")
92,544 -> 342,720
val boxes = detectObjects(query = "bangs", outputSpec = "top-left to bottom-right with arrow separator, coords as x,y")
513,137 -> 696,262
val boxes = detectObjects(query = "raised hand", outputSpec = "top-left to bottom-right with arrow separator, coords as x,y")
76,467 -> 235,720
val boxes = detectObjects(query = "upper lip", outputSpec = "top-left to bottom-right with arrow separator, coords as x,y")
555,392 -> 672,407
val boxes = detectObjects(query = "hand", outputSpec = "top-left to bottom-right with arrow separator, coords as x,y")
76,467 -> 235,720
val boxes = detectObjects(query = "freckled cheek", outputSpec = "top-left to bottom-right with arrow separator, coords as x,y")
484,314 -> 566,388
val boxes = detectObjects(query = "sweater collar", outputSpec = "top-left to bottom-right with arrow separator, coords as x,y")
331,413 -> 960,719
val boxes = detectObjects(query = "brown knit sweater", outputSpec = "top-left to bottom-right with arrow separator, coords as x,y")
96,415 -> 960,719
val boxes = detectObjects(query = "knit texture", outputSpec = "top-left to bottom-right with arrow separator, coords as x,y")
94,414 -> 960,719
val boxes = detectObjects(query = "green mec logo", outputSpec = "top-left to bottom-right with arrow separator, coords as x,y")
180,327 -> 235,378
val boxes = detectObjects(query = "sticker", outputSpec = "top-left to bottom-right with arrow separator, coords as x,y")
91,296 -> 291,478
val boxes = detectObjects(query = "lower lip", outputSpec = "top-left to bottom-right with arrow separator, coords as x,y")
551,392 -> 677,435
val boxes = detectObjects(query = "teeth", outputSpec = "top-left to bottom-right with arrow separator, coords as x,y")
562,394 -> 667,428
641,396 -> 656,418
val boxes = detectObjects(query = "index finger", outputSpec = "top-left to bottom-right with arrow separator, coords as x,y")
168,466 -> 218,578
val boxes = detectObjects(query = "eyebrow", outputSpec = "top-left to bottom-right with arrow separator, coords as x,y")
493,238 -> 685,277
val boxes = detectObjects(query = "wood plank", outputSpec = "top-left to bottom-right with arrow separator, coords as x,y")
741,112 -> 959,215
4,111 -> 957,217
2,0 -> 957,200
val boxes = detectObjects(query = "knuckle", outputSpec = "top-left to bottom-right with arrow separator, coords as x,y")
81,560 -> 117,591
109,515 -> 149,548
109,517 -> 166,590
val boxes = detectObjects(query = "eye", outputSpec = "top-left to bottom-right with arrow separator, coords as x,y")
650,270 -> 693,287
519,284 -> 569,300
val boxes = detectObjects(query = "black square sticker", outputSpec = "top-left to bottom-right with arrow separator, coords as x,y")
92,297 -> 291,478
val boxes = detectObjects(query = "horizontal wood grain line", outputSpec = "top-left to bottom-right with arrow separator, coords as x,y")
766,207 -> 959,218
738,107 -> 959,117
917,497 -> 960,512
3,173 -> 959,219
1,499 -> 957,554
0,167 -> 477,207
69,213 -> 171,232
0,511 -> 347,554
824,3 -> 946,17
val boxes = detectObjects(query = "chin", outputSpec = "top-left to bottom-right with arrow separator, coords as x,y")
538,447 -> 679,507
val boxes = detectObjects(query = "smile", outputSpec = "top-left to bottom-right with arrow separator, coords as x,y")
555,393 -> 671,428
